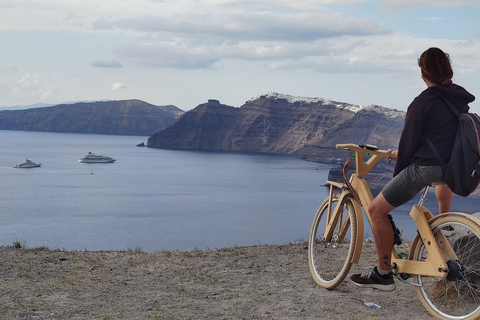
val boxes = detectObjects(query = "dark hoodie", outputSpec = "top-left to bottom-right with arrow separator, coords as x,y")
394,84 -> 475,176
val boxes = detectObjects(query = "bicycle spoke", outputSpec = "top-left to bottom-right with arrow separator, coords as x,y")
308,194 -> 357,289
415,218 -> 480,319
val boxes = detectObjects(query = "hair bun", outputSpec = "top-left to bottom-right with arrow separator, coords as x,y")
441,78 -> 453,86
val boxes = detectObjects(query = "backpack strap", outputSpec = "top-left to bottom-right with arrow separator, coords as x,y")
437,95 -> 461,117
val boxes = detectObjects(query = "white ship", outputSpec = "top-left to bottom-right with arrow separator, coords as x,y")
14,159 -> 41,168
78,152 -> 116,163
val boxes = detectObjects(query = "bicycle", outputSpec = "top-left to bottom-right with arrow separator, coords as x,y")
308,143 -> 480,320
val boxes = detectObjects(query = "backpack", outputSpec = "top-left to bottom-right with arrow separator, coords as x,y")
426,96 -> 480,197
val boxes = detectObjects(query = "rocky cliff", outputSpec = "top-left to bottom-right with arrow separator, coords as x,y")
0,99 -> 184,136
148,93 -> 405,162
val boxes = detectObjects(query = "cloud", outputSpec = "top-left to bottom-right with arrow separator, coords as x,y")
114,42 -> 221,69
110,29 -> 480,76
90,59 -> 123,68
381,0 -> 479,11
106,5 -> 390,70
41,86 -> 59,100
260,35 -> 480,76
1,0 -> 374,34
95,11 -> 390,42
1,0 -> 479,110
12,74 -> 43,95
0,0 -> 391,72
10,74 -> 60,102
111,82 -> 126,90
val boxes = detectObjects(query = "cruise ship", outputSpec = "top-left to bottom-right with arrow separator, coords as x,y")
14,159 -> 41,168
78,152 -> 116,163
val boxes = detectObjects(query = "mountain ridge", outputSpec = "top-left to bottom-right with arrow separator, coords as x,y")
0,99 -> 184,136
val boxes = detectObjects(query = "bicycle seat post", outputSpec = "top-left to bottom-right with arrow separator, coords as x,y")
417,186 -> 430,208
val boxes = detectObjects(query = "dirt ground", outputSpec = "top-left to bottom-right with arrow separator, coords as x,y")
0,242 -> 433,320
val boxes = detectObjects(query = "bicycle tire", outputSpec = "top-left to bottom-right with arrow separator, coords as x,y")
308,193 -> 357,289
411,215 -> 480,320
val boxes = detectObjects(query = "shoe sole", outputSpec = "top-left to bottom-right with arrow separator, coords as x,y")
350,280 -> 396,292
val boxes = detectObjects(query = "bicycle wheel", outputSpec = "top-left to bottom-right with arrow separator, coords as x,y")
412,215 -> 480,320
308,192 -> 357,289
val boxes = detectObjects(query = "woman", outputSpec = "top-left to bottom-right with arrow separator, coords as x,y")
350,47 -> 476,291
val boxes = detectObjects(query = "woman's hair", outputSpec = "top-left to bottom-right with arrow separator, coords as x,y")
418,47 -> 453,86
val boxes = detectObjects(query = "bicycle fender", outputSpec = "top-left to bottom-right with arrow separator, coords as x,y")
427,211 -> 480,226
351,199 -> 364,264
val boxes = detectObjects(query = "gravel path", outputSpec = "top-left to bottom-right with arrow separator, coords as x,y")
0,243 -> 432,319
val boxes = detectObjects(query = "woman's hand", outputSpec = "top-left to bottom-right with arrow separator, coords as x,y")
389,150 -> 398,161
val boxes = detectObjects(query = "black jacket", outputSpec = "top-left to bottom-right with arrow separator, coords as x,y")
394,84 -> 475,176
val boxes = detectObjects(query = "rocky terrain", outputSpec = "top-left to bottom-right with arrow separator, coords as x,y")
0,99 -> 184,136
0,242 -> 432,320
6,214 -> 479,319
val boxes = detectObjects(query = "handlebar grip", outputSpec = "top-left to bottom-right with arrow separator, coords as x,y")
336,143 -> 391,157
336,143 -> 355,150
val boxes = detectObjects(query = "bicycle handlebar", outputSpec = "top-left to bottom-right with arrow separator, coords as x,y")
336,143 -> 391,158
335,143 -> 392,178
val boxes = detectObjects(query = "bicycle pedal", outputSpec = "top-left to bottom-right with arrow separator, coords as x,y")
399,273 -> 412,280
394,273 -> 420,287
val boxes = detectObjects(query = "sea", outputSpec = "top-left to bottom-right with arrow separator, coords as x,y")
1,130 -> 479,252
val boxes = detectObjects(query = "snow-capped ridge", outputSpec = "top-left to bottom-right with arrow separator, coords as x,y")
249,92 -> 365,113
363,104 -> 405,119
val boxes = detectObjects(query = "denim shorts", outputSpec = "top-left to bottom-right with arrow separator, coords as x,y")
382,163 -> 444,208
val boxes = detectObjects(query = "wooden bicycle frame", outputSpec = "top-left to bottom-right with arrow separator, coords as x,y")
324,144 -> 454,278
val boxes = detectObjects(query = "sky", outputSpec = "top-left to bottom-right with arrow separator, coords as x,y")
0,0 -> 479,112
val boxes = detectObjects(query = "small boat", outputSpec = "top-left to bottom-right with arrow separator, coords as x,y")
14,159 -> 41,168
78,152 -> 116,163
136,142 -> 145,147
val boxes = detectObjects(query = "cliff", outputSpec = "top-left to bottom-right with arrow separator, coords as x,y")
0,99 -> 184,136
148,99 -> 238,149
148,93 -> 404,162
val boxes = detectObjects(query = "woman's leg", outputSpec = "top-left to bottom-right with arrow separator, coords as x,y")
436,184 -> 453,213
351,164 -> 444,291
368,192 -> 396,272
350,191 -> 397,291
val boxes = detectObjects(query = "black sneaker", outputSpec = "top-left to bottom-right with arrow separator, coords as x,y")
350,267 -> 396,291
